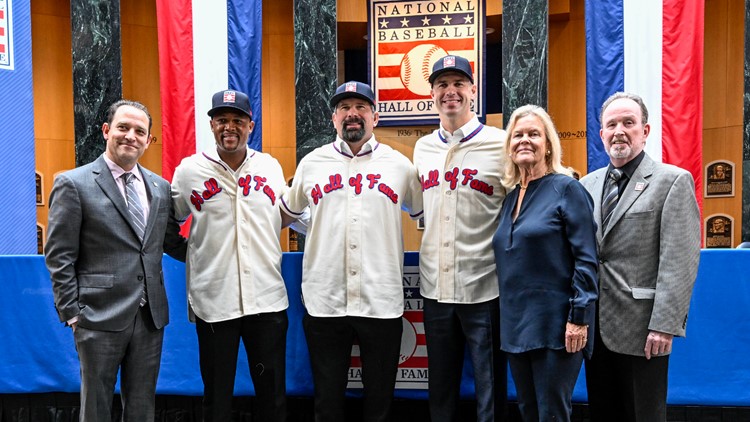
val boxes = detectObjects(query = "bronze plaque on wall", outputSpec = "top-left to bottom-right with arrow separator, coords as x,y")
36,171 -> 44,205
704,214 -> 733,248
704,160 -> 734,198
37,224 -> 45,254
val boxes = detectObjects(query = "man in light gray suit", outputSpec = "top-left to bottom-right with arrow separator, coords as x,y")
45,100 -> 186,421
580,92 -> 700,421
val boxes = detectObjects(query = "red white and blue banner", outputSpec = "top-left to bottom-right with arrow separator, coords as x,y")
585,0 -> 704,203
369,0 -> 485,126
156,0 -> 263,182
0,0 -> 36,254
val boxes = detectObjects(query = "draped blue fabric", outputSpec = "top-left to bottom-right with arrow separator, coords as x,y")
2,251 -> 748,405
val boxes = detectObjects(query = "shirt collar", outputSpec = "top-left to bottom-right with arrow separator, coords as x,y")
608,150 -> 645,180
103,153 -> 143,182
203,146 -> 254,172
438,115 -> 482,144
334,135 -> 379,158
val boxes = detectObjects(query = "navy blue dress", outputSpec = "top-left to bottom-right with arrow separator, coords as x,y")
492,173 -> 598,358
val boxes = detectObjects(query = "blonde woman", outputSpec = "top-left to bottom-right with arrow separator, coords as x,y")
492,105 -> 598,421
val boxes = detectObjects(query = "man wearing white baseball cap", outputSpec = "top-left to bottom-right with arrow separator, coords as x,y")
413,55 -> 508,421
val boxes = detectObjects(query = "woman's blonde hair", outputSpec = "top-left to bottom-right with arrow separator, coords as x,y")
502,104 -> 571,188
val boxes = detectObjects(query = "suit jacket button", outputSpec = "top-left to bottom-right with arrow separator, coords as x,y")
138,275 -> 144,281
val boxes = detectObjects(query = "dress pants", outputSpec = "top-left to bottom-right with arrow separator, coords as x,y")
585,328 -> 670,422
303,314 -> 403,422
74,305 -> 163,422
508,348 -> 583,422
422,297 -> 506,422
196,311 -> 288,422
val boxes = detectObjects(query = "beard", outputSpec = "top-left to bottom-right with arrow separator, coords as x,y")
341,117 -> 366,143
608,142 -> 631,160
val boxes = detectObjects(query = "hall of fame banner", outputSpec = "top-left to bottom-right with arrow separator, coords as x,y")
0,0 -> 12,70
347,265 -> 428,389
369,0 -> 485,126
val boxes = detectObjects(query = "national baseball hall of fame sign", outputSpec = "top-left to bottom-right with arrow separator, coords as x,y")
369,0 -> 485,126
347,265 -> 428,389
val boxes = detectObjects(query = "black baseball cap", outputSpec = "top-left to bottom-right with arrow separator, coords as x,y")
329,81 -> 376,108
429,55 -> 474,84
207,89 -> 253,119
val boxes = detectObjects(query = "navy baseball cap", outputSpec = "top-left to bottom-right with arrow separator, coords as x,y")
429,55 -> 474,84
207,89 -> 253,119
329,81 -> 376,108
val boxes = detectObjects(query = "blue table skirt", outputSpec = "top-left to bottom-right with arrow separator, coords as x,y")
2,250 -> 748,405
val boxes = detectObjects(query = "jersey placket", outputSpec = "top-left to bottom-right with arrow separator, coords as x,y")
437,144 -> 459,301
345,155 -> 364,314
231,166 -> 255,313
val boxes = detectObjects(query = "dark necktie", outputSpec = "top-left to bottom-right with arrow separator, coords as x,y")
122,172 -> 146,240
601,168 -> 623,230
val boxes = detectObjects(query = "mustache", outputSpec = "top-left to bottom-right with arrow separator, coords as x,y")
343,117 -> 365,127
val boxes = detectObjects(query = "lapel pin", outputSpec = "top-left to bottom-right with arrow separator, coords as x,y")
153,181 -> 158,187
634,182 -> 645,191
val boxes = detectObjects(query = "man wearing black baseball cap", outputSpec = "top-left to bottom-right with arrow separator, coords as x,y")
171,88 -> 290,421
281,81 -> 423,422
207,89 -> 253,119
414,56 -> 508,422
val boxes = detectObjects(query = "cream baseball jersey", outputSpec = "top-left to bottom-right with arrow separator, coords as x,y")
281,138 -> 423,319
413,116 -> 507,304
171,147 -> 289,323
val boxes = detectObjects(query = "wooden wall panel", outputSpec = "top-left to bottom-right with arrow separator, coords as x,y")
726,0 -> 745,128
263,0 -> 296,250
703,0 -> 744,246
122,0 -> 162,173
548,0 -> 587,176
704,0 -> 728,130
32,0 -> 74,235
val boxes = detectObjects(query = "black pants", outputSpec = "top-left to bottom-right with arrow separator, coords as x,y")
585,328 -> 669,422
508,348 -> 583,422
303,314 -> 403,422
422,297 -> 507,422
196,311 -> 288,422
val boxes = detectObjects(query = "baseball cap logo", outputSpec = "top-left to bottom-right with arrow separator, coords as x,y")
223,91 -> 236,103
443,56 -> 456,68
345,82 -> 358,92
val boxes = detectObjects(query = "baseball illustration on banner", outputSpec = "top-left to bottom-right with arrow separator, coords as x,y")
400,44 -> 448,97
399,317 -> 418,364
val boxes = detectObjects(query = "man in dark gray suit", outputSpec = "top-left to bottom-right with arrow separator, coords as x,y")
580,92 -> 700,421
45,100 -> 186,421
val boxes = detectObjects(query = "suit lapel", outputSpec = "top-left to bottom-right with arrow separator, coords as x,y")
92,157 -> 136,234
588,172 -> 606,242
140,165 -> 161,243
603,156 -> 655,237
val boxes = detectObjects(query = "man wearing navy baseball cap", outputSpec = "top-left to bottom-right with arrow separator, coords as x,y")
207,89 -> 253,119
413,56 -> 508,422
281,81 -> 423,421
428,54 -> 474,85
171,88 -> 290,421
